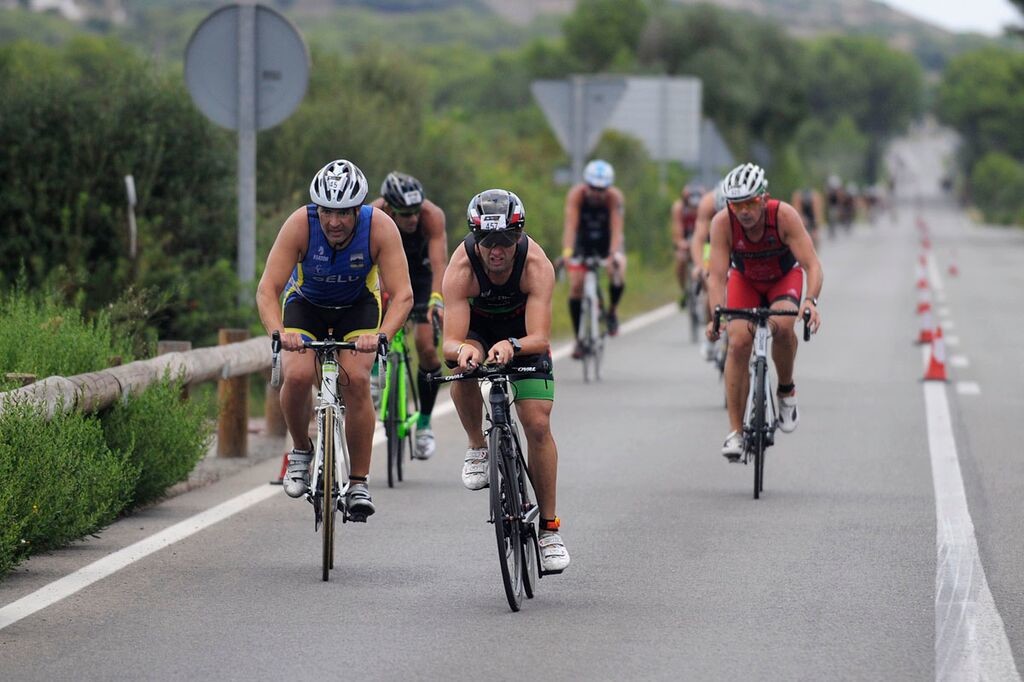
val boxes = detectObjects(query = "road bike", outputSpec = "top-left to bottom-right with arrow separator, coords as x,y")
379,322 -> 419,488
687,272 -> 706,345
572,256 -> 607,382
431,361 -> 555,611
272,331 -> 376,581
712,306 -> 811,499
379,310 -> 442,487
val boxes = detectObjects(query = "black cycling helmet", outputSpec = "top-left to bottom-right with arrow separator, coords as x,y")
380,171 -> 424,210
466,188 -> 526,233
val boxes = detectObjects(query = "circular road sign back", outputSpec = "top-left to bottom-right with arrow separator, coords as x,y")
185,3 -> 309,131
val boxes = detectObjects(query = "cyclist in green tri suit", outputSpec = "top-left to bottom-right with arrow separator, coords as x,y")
441,188 -> 570,573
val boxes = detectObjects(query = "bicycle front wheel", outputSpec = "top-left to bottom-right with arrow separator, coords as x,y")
489,427 -> 524,612
384,361 -> 403,488
751,357 -> 767,500
579,297 -> 592,383
322,407 -> 337,580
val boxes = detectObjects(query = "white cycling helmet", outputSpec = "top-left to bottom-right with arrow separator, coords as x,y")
713,180 -> 728,212
583,159 -> 614,188
309,159 -> 368,209
722,163 -> 767,202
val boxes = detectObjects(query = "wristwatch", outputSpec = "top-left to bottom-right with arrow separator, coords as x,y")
507,337 -> 522,355
804,296 -> 818,307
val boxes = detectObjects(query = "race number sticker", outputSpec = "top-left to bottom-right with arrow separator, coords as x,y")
327,174 -> 344,191
480,214 -> 507,231
402,190 -> 423,205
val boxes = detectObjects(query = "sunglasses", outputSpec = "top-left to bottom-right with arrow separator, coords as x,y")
318,205 -> 359,218
388,203 -> 421,217
478,230 -> 521,249
727,197 -> 763,212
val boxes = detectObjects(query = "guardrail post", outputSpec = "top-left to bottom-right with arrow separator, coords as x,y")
156,340 -> 193,399
217,328 -> 249,457
4,373 -> 37,387
263,368 -> 286,436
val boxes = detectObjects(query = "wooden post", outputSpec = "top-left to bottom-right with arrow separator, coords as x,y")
156,340 -> 193,400
217,328 -> 249,458
4,373 -> 37,387
263,368 -> 286,436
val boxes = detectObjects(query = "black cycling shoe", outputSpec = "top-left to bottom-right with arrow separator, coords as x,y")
607,310 -> 619,336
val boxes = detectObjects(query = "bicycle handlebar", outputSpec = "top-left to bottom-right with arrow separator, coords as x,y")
428,360 -> 552,384
270,331 -> 282,388
712,305 -> 813,342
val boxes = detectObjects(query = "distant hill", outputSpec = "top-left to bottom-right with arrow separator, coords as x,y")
3,0 -> 1014,71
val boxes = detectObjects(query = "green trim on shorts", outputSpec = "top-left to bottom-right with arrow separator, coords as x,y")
511,378 -> 555,402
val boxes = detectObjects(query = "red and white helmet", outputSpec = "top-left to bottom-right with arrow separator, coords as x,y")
466,189 -> 526,233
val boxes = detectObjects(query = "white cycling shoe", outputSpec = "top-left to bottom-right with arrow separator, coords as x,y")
777,393 -> 799,433
539,531 -> 570,573
283,449 -> 312,498
461,447 -> 488,490
413,427 -> 436,460
721,430 -> 743,462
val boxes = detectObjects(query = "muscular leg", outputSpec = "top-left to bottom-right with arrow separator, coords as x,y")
414,322 -> 441,425
337,349 -> 376,479
724,319 -> 753,433
770,299 -> 799,393
280,350 -> 316,450
516,399 -> 558,520
568,267 -> 584,335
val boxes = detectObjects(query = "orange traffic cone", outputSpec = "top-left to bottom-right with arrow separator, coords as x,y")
923,326 -> 948,382
916,308 -> 935,345
270,451 -> 289,485
915,256 -> 929,290
948,250 -> 959,277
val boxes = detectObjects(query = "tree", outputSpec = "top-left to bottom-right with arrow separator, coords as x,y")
563,0 -> 647,72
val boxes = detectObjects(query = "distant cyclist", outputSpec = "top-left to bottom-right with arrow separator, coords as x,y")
371,172 -> 447,460
790,186 -> 824,248
671,183 -> 704,308
441,189 -> 570,573
705,163 -> 823,460
561,159 -> 626,354
256,159 -> 413,517
689,181 -> 727,360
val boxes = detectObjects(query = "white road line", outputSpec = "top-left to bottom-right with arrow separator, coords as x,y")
0,485 -> 278,631
926,385 -> 1018,680
946,336 -> 960,347
941,320 -> 955,330
927,255 -> 945,293
0,304 -> 678,631
950,356 -> 969,369
956,382 -> 981,396
939,307 -> 952,317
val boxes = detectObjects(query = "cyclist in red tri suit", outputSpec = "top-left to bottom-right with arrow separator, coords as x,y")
670,183 -> 703,308
705,163 -> 823,460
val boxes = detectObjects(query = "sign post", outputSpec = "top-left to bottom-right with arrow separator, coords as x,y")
185,3 -> 309,305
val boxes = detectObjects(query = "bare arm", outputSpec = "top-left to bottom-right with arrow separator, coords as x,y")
778,202 -> 823,332
422,200 -> 448,295
371,208 -> 413,341
670,200 -> 684,248
561,185 -> 582,257
690,192 -> 715,270
608,187 -> 625,255
440,246 -> 482,369
256,206 -> 308,350
706,211 -> 732,321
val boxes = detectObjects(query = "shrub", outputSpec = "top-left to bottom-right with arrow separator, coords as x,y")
101,376 -> 213,507
0,401 -> 137,577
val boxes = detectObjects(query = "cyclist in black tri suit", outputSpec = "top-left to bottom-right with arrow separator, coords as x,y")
442,188 -> 570,574
560,159 -> 626,355
371,172 -> 447,460
256,159 -> 413,519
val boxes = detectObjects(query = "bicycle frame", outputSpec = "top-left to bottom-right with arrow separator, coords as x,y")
379,324 -> 420,441
309,352 -> 350,516
742,321 -> 776,457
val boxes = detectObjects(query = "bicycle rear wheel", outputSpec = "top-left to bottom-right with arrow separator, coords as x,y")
518,457 -> 539,599
687,280 -> 701,344
593,298 -> 605,381
751,357 -> 767,499
489,427 -> 524,611
322,408 -> 337,580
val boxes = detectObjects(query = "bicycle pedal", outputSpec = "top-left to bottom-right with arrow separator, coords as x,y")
723,453 -> 742,463
539,568 -> 565,577
348,513 -> 368,523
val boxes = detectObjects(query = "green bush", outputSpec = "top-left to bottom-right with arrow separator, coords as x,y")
970,152 -> 1024,225
102,377 -> 213,507
0,401 -> 137,577
0,280 -> 135,391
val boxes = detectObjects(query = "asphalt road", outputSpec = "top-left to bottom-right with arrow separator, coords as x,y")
2,132 -> 1021,681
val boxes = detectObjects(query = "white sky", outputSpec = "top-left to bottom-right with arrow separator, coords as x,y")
882,0 -> 1020,35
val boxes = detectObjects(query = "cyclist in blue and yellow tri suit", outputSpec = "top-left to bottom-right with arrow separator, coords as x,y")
256,159 -> 413,519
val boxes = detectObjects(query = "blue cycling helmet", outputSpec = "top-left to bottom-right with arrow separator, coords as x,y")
583,159 -> 614,189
